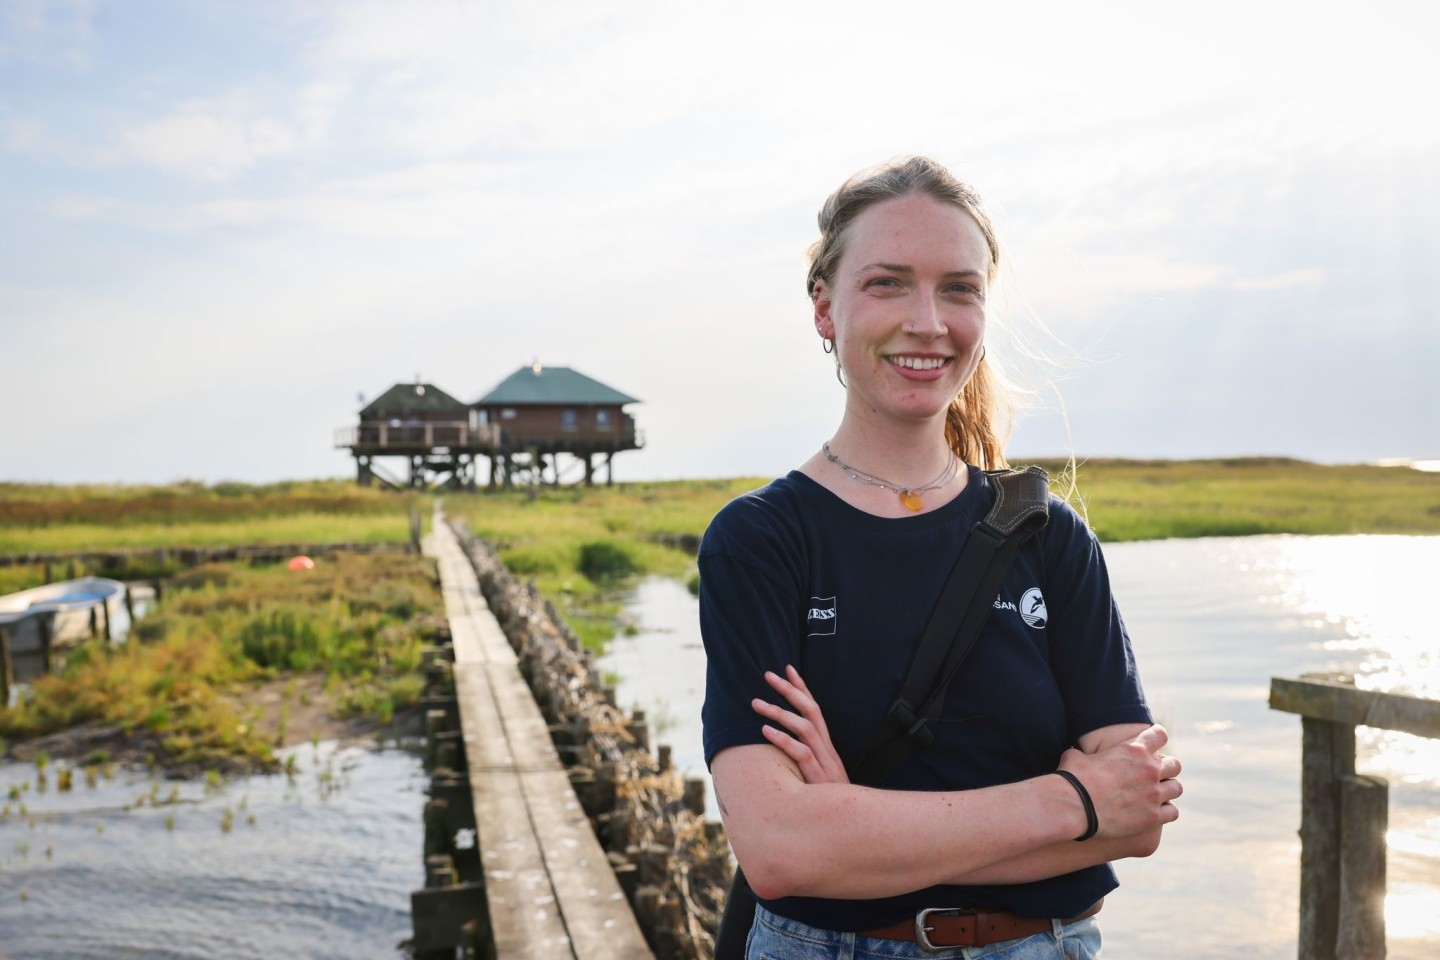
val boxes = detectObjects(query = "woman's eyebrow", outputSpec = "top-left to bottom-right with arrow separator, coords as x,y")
854,262 -> 985,281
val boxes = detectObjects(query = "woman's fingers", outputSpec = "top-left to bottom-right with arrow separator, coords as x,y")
752,666 -> 849,784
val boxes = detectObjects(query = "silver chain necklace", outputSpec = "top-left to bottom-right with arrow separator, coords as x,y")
821,442 -> 958,512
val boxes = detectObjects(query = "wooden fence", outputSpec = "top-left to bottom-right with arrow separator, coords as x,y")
1270,673 -> 1440,959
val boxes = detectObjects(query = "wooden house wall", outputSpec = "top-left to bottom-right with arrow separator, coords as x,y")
483,403 -> 635,448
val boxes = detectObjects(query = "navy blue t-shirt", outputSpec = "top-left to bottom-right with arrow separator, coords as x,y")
699,466 -> 1151,931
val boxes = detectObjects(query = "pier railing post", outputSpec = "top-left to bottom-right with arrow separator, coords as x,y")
1299,716 -> 1353,959
1338,774 -> 1388,960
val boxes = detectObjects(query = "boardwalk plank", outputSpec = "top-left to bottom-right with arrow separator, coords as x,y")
428,515 -> 654,959
523,768 -> 654,958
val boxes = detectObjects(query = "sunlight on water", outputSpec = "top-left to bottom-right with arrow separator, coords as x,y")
1387,886 -> 1440,940
607,535 -> 1440,959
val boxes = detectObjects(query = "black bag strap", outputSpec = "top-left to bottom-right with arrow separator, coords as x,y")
848,466 -> 1050,785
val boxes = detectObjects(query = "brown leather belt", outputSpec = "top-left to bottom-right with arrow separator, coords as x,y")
859,899 -> 1102,952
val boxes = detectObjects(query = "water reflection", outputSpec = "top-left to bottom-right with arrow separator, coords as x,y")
601,534 -> 1440,959
0,740 -> 425,959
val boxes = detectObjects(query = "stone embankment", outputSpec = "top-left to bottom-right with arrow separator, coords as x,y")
454,520 -> 730,959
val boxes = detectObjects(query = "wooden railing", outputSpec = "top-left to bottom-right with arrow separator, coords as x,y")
334,421 -> 501,450
1270,673 -> 1440,959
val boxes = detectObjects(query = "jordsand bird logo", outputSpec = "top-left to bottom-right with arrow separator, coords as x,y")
1020,587 -> 1048,629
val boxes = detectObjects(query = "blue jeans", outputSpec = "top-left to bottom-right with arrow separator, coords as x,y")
745,905 -> 1102,960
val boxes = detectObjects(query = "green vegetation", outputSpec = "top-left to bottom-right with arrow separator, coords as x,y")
0,479 -> 422,556
0,553 -> 441,772
1029,458 -> 1440,542
445,479 -> 759,648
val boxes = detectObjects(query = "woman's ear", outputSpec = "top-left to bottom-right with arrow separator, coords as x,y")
812,281 -> 835,340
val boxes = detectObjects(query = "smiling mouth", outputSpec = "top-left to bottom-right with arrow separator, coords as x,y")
886,356 -> 951,371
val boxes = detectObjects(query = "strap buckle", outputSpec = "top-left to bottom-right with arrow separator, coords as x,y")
915,907 -> 979,952
885,698 -> 935,748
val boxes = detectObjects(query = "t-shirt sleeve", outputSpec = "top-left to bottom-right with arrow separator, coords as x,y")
1041,498 -> 1153,740
698,496 -> 806,769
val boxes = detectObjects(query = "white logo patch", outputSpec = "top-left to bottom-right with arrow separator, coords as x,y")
807,596 -> 837,637
1020,587 -> 1048,629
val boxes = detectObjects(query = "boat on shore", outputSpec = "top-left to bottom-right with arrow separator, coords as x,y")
0,576 -> 130,646
1,578 -> 135,704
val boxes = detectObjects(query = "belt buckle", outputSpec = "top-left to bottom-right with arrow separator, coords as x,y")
915,907 -> 978,953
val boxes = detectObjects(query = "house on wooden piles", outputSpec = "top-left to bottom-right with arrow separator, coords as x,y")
335,379 -> 499,489
474,363 -> 642,487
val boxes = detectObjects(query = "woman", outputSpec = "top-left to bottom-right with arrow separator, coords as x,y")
699,156 -> 1182,959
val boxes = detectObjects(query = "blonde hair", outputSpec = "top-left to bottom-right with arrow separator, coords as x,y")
807,156 -> 1011,470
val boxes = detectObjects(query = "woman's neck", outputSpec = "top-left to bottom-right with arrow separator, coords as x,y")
798,410 -> 967,518
827,411 -> 953,481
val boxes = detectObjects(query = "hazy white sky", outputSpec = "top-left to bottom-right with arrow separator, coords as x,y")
2,0 -> 1436,484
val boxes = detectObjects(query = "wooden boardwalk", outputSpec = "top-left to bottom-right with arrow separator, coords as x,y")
427,515 -> 653,959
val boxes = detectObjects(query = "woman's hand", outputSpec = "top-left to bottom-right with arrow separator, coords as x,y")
1058,724 -> 1182,843
750,665 -> 850,785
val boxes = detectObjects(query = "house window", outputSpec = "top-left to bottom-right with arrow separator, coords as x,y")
501,408 -> 517,420
561,409 -> 578,431
595,409 -> 611,428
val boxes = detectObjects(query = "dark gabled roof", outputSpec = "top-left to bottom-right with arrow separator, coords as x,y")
360,382 -> 468,416
475,365 -> 640,406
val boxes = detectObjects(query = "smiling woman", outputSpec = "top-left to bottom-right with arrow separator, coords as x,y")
701,157 -> 1182,960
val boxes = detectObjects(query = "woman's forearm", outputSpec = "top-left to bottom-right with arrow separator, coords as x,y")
713,745 -> 1089,900
942,829 -> 1163,885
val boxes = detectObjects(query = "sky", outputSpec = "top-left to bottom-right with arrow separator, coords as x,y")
1,0 -> 1436,485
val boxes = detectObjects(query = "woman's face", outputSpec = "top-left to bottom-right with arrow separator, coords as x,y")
813,192 -> 990,429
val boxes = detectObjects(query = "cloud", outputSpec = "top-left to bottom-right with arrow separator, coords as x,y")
0,0 -> 94,68
120,99 -> 295,181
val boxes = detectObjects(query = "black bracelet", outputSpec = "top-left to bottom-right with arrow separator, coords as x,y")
1052,770 -> 1099,842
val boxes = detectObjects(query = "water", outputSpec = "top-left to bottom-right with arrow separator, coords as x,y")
597,534 -> 1440,959
0,741 -> 426,959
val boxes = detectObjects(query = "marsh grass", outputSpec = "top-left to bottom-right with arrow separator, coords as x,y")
1031,458 -> 1440,541
0,552 -> 442,771
0,479 -> 423,558
446,478 -> 759,647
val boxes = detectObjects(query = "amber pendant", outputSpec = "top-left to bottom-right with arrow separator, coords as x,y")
898,489 -> 923,512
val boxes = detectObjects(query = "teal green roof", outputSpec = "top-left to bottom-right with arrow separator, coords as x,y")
476,365 -> 640,406
360,382 -> 468,416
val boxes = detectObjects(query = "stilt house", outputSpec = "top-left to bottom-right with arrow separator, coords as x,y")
474,363 -> 642,487
336,379 -> 498,488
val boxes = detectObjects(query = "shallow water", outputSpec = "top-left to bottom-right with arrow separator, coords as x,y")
0,740 -> 425,959
598,534 -> 1440,959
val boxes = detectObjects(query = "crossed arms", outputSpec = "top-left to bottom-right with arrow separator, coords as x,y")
710,666 -> 1183,902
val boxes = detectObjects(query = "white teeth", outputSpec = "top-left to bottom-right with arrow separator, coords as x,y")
889,356 -> 947,370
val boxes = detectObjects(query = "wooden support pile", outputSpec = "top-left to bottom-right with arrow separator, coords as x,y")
410,635 -> 493,959
453,521 -> 731,960
1270,672 -> 1440,960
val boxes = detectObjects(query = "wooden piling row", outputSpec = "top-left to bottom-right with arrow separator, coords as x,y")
410,630 -> 494,960
451,519 -> 731,960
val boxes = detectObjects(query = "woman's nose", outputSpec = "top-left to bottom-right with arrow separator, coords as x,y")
904,297 -> 947,339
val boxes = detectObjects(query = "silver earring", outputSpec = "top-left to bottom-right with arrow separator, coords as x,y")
822,338 -> 835,354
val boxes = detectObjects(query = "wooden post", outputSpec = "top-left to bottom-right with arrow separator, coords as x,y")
1338,774 -> 1388,959
0,625 -> 12,708
1299,715 -> 1354,960
101,598 -> 112,642
38,615 -> 53,676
